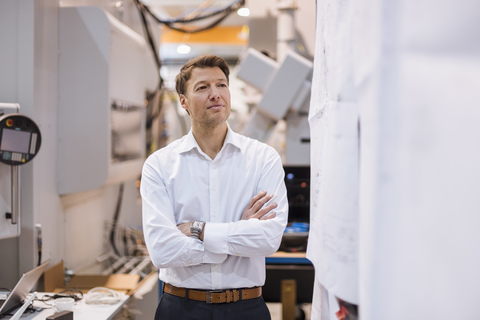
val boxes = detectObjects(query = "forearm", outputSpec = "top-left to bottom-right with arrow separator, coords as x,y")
143,214 -> 225,268
178,190 -> 287,257
177,221 -> 205,240
203,153 -> 288,257
203,217 -> 287,257
142,192 -> 227,268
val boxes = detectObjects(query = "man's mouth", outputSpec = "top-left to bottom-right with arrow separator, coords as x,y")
207,104 -> 224,110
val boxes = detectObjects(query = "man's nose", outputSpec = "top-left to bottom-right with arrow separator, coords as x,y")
209,87 -> 220,99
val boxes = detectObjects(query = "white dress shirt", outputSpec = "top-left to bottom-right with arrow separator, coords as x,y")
141,125 -> 288,290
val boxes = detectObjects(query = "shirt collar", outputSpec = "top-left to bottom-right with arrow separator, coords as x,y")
178,123 -> 245,155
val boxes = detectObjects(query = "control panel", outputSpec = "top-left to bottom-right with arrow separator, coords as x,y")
0,114 -> 42,165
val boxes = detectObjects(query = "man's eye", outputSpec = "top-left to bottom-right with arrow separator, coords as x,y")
219,83 -> 227,87
196,86 -> 207,91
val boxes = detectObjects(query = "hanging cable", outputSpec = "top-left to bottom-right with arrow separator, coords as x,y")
176,0 -> 216,23
135,0 -> 244,24
134,0 -> 245,33
133,0 -> 167,156
162,12 -> 234,34
134,0 -> 163,91
110,183 -> 125,256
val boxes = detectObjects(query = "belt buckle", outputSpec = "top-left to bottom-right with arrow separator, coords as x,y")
206,290 -> 223,304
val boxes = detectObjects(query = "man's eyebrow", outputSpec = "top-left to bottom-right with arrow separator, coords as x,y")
193,78 -> 228,86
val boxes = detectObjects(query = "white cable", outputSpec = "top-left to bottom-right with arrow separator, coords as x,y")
84,287 -> 122,305
10,292 -> 37,320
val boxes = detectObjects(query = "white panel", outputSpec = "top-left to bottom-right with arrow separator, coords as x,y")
285,113 -> 310,166
236,48 -> 278,92
57,7 -> 110,195
0,104 -> 21,239
290,80 -> 311,112
58,7 -> 154,195
0,166 -> 20,239
241,108 -> 277,143
353,0 -> 480,319
307,0 -> 359,307
0,1 -> 18,102
259,51 -> 313,120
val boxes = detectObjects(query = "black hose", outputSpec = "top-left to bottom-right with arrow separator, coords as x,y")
110,183 -> 125,256
134,0 -> 245,33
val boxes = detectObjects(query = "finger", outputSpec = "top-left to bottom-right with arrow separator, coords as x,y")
253,202 -> 277,219
247,191 -> 267,209
260,212 -> 276,220
251,193 -> 274,213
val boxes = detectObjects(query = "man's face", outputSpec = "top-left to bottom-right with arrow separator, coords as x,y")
180,66 -> 231,129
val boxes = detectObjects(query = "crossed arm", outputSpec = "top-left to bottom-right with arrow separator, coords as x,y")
177,190 -> 278,240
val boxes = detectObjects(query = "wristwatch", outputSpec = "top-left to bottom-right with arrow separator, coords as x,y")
190,220 -> 205,239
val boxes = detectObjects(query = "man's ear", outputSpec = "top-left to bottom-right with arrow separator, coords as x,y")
179,94 -> 190,115
180,94 -> 188,108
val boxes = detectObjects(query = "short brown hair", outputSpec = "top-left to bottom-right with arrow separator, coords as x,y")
175,55 -> 230,96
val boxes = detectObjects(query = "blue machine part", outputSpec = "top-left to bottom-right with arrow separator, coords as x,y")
284,222 -> 310,233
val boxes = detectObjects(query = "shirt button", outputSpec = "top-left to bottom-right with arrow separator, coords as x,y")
214,265 -> 218,269
212,186 -> 216,191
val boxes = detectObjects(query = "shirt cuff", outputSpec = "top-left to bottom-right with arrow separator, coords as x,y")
203,222 -> 229,255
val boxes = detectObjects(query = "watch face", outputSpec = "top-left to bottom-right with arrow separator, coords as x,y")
191,221 -> 203,233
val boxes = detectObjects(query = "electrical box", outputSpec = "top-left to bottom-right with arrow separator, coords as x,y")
57,6 -> 157,195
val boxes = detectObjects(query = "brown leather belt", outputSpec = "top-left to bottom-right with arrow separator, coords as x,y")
163,283 -> 262,304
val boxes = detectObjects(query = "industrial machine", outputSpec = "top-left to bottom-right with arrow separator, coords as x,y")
0,103 -> 42,239
236,48 -> 312,166
57,6 -> 157,195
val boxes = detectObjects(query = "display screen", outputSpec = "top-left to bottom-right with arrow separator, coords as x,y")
1,128 -> 31,153
284,166 -> 310,223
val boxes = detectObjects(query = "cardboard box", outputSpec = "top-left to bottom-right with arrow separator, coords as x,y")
44,261 -> 140,295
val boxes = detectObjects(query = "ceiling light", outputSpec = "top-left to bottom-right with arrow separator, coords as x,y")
177,44 -> 191,55
237,8 -> 250,17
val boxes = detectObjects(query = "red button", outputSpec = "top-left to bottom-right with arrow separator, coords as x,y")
6,119 -> 14,127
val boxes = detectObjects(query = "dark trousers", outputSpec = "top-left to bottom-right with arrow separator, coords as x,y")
154,292 -> 271,320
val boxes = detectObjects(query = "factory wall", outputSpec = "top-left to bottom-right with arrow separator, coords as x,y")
0,0 -> 151,287
0,0 -> 315,290
0,0 -> 62,286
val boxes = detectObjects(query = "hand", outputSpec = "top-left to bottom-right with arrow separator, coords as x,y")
177,222 -> 204,240
241,191 -> 278,221
177,222 -> 191,236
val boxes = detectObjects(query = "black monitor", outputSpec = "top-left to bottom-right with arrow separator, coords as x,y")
283,166 -> 310,223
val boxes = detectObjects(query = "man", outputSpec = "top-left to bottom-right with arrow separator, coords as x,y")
141,55 -> 288,320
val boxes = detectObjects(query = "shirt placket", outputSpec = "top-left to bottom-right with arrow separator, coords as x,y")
209,158 -> 222,288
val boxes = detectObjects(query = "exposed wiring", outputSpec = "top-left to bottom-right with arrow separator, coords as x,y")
36,224 -> 42,267
134,0 -> 245,33
177,0 -> 216,22
134,0 -> 163,91
161,11 -> 235,34
136,0 -> 243,24
110,183 -> 125,257
132,0 -> 166,155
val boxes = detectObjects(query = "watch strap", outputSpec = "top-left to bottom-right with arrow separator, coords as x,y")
190,220 -> 205,239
